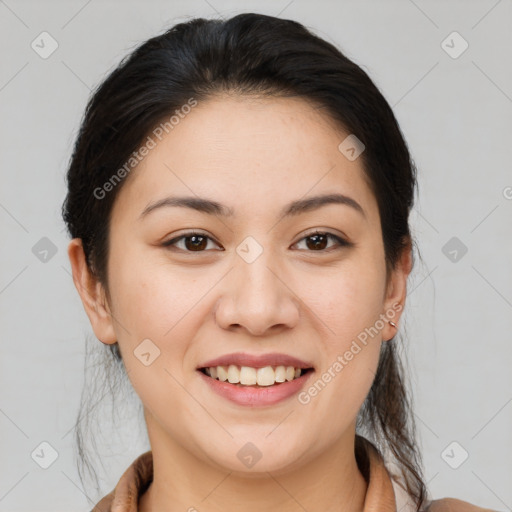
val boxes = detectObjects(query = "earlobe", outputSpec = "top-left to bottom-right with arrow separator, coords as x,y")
67,238 -> 117,345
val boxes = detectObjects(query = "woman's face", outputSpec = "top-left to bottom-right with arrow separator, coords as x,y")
70,94 -> 409,474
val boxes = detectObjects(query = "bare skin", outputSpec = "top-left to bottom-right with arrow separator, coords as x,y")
68,94 -> 412,512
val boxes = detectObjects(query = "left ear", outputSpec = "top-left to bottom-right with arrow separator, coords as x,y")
381,239 -> 413,342
67,238 -> 117,345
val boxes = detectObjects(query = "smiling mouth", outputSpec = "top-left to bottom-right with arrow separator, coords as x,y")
198,365 -> 314,387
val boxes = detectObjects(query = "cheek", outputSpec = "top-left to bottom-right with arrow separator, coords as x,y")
303,251 -> 386,413
106,252 -> 200,414
314,252 -> 387,345
106,244 -> 195,355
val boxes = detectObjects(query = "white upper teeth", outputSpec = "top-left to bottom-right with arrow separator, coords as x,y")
205,365 -> 303,386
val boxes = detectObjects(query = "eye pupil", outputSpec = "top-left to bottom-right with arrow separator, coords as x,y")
306,234 -> 328,251
186,235 -> 207,251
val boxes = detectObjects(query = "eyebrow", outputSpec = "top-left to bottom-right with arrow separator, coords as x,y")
139,193 -> 366,220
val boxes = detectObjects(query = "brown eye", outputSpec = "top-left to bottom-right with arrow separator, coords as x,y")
294,231 -> 350,252
162,232 -> 220,252
162,230 -> 350,254
305,233 -> 329,251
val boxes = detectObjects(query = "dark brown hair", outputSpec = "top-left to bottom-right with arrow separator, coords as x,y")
62,12 -> 427,509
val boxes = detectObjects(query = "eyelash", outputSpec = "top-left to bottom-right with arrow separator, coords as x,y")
161,230 -> 351,253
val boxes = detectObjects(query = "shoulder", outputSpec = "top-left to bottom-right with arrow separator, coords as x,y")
90,490 -> 114,512
425,497 -> 501,512
90,451 -> 153,512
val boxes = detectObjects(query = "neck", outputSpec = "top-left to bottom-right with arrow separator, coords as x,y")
139,419 -> 368,512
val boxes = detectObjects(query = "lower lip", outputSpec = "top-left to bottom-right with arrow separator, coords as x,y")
197,370 -> 314,406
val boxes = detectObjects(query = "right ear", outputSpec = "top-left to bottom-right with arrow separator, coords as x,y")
67,238 -> 117,344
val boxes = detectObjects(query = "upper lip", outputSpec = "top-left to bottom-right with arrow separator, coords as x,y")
198,352 -> 314,370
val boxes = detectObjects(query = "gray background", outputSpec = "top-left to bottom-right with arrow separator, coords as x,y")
1,0 -> 511,510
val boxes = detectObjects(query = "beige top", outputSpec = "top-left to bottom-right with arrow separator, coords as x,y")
91,436 -> 498,512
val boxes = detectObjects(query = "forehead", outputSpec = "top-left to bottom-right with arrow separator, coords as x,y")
111,94 -> 378,224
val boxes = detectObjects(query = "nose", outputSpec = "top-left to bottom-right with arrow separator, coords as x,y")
214,249 -> 300,336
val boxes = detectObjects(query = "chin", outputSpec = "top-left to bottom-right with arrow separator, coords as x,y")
198,436 -> 307,476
